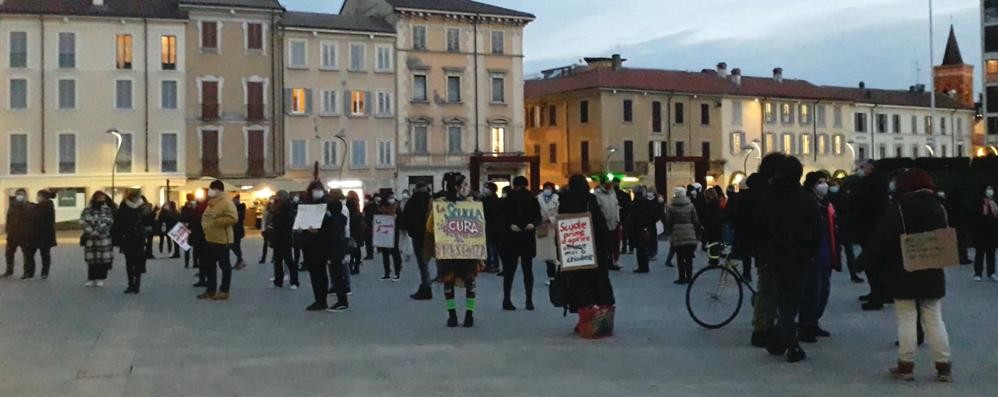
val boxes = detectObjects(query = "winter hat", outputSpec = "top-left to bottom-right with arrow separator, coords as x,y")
896,168 -> 935,195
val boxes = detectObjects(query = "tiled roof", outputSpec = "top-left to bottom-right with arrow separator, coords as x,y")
282,11 -> 394,34
385,0 -> 533,19
526,67 -> 975,110
0,0 -> 187,19
179,0 -> 282,10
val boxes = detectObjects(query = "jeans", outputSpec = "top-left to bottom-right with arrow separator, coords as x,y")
772,271 -> 806,352
895,299 -> 950,363
502,252 -> 535,303
664,244 -> 675,265
486,242 -> 501,270
752,264 -> 778,332
380,247 -> 402,277
412,235 -> 431,288
5,240 -> 34,275
800,264 -> 832,327
272,243 -> 298,287
974,246 -> 996,277
203,243 -> 232,294
230,237 -> 244,263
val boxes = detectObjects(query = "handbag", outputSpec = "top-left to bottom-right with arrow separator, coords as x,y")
898,203 -> 959,272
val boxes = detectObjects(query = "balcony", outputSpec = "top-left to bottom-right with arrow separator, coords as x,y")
399,153 -> 472,167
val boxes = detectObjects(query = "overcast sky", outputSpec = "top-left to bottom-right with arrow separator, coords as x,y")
288,0 -> 982,91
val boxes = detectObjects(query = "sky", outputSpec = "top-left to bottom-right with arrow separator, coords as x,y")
286,0 -> 983,91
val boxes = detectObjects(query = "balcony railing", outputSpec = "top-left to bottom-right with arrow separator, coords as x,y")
399,153 -> 470,167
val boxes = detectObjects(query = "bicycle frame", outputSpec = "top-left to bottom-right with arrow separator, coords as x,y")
705,242 -> 756,296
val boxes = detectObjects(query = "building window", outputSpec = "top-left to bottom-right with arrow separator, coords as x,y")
59,32 -> 75,68
412,26 -> 427,50
675,141 -> 685,157
580,100 -> 589,123
321,90 -> 338,115
833,135 -> 843,156
491,31 -> 504,54
580,141 -> 591,171
58,79 -> 75,110
675,102 -> 685,124
549,143 -> 558,164
378,140 -> 392,167
531,105 -> 542,127
876,114 -> 887,133
924,116 -> 933,134
652,101 -> 663,132
376,91 -> 392,116
321,42 -> 338,69
549,105 -> 558,126
895,145 -> 904,158
799,104 -> 811,125
413,125 -> 428,154
911,115 -> 918,135
115,34 -> 133,69
764,102 -> 775,123
9,79 -> 27,109
161,35 -> 177,70
817,134 -> 828,155
201,21 -> 218,50
854,113 -> 867,132
815,105 -> 825,127
957,144 -> 965,157
800,134 -> 811,155
940,117 -> 947,135
782,133 -> 795,154
322,140 -> 338,167
732,100 -> 743,126
349,43 -> 365,71
957,117 -> 963,135
116,133 -> 133,173
246,81 -> 264,120
702,141 -> 711,159
730,132 -> 744,155
989,60 -> 998,82
290,139 -> 307,168
9,134 -> 27,175
448,126 -> 462,154
246,23 -> 263,51
892,114 -> 901,133
533,144 -> 541,156
290,88 -> 307,115
350,90 -> 365,115
700,103 -> 710,125
623,140 -> 634,172
491,73 -> 505,103
161,133 -> 178,172
857,146 -> 867,161
781,103 -> 794,124
115,80 -> 133,110
413,74 -> 428,101
200,130 -> 220,176
201,81 -> 219,119
289,40 -> 306,68
446,75 -> 462,103
58,133 -> 75,174
490,126 -> 505,153
447,28 -> 460,52
912,145 -> 920,158
764,133 -> 776,153
833,105 -> 842,127
376,45 -> 392,72
351,140 -> 367,168
622,99 -> 633,122
9,32 -> 27,68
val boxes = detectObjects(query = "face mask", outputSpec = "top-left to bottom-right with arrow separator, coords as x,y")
829,186 -> 840,194
132,197 -> 144,206
374,198 -> 381,204
543,189 -> 553,197
387,197 -> 396,204
987,189 -> 995,198
645,193 -> 656,200
689,191 -> 697,198
888,181 -> 896,193
15,194 -> 25,202
312,190 -> 325,200
483,188 -> 493,196
292,196 -> 300,203
936,191 -> 946,199
207,189 -> 219,198
815,183 -> 829,197
401,193 -> 410,200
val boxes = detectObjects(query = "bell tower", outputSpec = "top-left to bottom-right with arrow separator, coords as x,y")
933,25 -> 974,108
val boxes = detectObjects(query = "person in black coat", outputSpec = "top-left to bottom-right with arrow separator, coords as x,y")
828,178 -> 864,283
267,190 -> 299,289
158,201 -> 181,258
346,192 -> 365,273
302,182 -> 349,312
853,160 -> 891,310
4,188 -> 36,279
112,189 -> 151,294
630,186 -> 661,273
32,190 -> 57,279
614,179 -> 632,256
142,198 -> 157,260
555,175 -> 615,316
481,182 -> 504,273
402,183 -> 432,300
230,195 -> 247,270
973,185 -> 998,281
501,176 -> 543,311
860,168 -> 952,381
362,194 -> 380,260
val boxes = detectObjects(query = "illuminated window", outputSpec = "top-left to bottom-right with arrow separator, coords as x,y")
161,35 -> 176,70
832,135 -> 843,155
350,90 -> 365,115
764,102 -> 775,123
817,134 -> 828,155
799,104 -> 811,124
989,60 -> 998,81
116,34 -> 132,69
290,88 -> 306,114
729,132 -> 744,155
781,103 -> 794,124
490,126 -> 506,153
782,133 -> 794,154
800,134 -> 811,155
764,133 -> 776,153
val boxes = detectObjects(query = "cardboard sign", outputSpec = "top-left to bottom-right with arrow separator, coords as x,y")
556,213 -> 598,271
292,204 -> 326,231
167,223 -> 192,252
432,201 -> 487,260
900,227 -> 959,272
373,214 -> 396,248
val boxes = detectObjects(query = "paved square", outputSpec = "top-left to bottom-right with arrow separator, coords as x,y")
1,236 -> 995,396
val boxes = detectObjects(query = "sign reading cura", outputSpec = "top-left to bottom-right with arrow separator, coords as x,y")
433,201 -> 487,260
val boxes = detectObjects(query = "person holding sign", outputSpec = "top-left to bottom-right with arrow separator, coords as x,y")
972,185 -> 998,282
501,176 -> 543,311
376,193 -> 403,282
427,172 -> 481,328
860,168 -> 952,382
300,181 -> 349,313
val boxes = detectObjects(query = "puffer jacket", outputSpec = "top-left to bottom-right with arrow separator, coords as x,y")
202,195 -> 238,245
593,187 -> 620,230
665,194 -> 700,247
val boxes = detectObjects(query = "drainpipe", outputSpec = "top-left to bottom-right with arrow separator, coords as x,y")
271,12 -> 279,175
949,108 -> 957,155
870,104 -> 878,159
144,18 -> 150,172
40,15 -> 46,174
563,98 -> 570,177
759,97 -> 767,153
473,13 -> 481,154
812,100 -> 820,164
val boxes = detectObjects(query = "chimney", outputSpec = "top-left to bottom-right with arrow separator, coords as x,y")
730,68 -> 742,86
716,62 -> 728,78
772,67 -> 783,83
858,81 -> 866,89
611,53 -> 623,70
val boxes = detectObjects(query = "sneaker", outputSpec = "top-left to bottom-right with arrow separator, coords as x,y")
290,284 -> 299,290
197,292 -> 215,300
327,302 -> 349,312
379,276 -> 392,281
212,292 -> 229,301
391,275 -> 401,282
84,280 -> 96,288
990,274 -> 998,282
95,281 -> 104,288
786,347 -> 807,363
974,276 -> 983,282
306,302 -> 327,311
269,276 -> 275,282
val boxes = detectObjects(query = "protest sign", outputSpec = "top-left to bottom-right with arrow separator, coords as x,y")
167,223 -> 192,252
556,213 -> 598,271
373,214 -> 396,248
432,201 -> 487,260
293,204 -> 326,231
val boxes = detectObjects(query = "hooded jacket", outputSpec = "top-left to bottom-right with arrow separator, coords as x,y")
665,194 -> 700,247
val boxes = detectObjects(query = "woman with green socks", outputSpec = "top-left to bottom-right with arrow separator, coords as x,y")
428,172 -> 480,328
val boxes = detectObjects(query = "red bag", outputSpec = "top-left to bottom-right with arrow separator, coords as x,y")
577,305 -> 615,339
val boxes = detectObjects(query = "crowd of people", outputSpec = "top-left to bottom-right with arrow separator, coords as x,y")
4,158 -> 995,379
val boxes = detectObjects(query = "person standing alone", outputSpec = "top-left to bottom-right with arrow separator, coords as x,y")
501,176 -> 542,311
112,190 -> 151,294
197,181 -> 238,301
3,189 -> 36,279
81,191 -> 115,287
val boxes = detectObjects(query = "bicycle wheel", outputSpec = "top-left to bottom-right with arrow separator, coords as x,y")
686,265 -> 744,329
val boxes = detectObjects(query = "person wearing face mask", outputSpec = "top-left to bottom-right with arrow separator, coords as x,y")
429,172 -> 479,327
798,172 -> 838,343
111,189 -> 151,294
853,160 -> 891,311
327,189 -> 353,295
197,181 -> 239,301
346,191 -> 365,274
480,182 -> 504,274
402,183 -> 433,299
81,191 -> 115,287
3,189 -> 36,279
827,179 -> 864,284
291,193 -> 305,271
701,188 -> 724,265
230,194 -> 247,270
630,186 -> 661,273
267,190 -> 299,289
536,182 -> 560,282
594,176 -> 621,270
377,193 -> 403,282
501,176 -> 542,311
973,185 -> 998,282
31,190 -> 57,280
363,194 -> 381,260
302,182 -> 349,312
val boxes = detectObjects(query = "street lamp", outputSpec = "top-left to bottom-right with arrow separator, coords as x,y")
604,145 -> 617,174
925,144 -> 936,157
334,128 -> 348,180
990,145 -> 998,156
742,139 -> 762,173
107,128 -> 123,202
846,140 -> 857,164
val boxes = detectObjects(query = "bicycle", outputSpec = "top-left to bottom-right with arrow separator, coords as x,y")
685,242 -> 756,329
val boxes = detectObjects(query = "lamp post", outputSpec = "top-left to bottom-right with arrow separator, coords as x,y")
742,139 -> 762,173
334,128 -> 348,180
107,128 -> 123,202
846,140 -> 858,164
925,144 -> 936,157
604,145 -> 617,175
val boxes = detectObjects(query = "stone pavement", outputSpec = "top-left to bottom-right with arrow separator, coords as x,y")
1,237 -> 996,396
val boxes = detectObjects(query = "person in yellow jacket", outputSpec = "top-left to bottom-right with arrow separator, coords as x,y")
197,180 -> 239,301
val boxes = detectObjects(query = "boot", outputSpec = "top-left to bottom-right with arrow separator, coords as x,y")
751,329 -> 769,348
786,346 -> 807,363
502,300 -> 516,311
410,285 -> 433,301
890,360 -> 915,381
463,310 -> 474,328
525,298 -> 535,311
133,277 -> 141,294
935,362 -> 952,383
447,309 -> 459,328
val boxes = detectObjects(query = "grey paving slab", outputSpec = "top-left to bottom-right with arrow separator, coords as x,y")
1,236 -> 996,396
